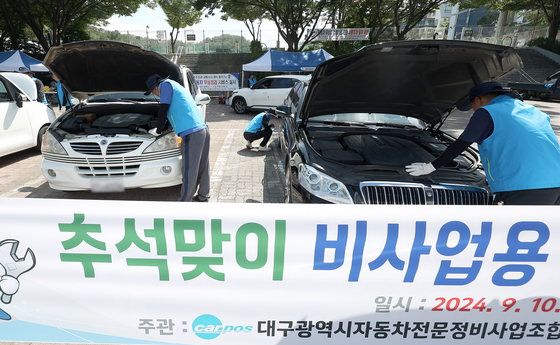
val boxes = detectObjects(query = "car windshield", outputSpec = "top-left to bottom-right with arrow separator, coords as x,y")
308,113 -> 426,129
87,92 -> 159,102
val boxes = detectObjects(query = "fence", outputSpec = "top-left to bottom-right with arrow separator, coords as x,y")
92,25 -> 551,55
405,26 -> 549,48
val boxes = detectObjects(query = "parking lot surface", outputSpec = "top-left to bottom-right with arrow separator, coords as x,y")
1,98 -> 560,203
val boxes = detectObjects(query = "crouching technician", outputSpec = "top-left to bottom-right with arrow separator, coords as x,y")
145,74 -> 210,202
244,108 -> 280,152
405,81 -> 560,205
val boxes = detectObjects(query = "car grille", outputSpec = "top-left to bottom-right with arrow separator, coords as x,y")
360,182 -> 490,205
70,141 -> 143,155
42,149 -> 181,178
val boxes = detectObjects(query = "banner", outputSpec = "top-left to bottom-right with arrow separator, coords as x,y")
0,198 -> 559,344
195,74 -> 239,92
308,28 -> 371,41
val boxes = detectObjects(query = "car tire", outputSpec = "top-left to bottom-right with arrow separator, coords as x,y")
35,126 -> 48,152
233,98 -> 247,114
284,161 -> 292,203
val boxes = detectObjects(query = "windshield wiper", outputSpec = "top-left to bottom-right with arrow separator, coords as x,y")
311,120 -> 370,128
88,98 -> 119,103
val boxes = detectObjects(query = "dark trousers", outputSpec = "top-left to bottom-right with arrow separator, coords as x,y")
244,129 -> 272,147
179,128 -> 210,202
492,187 -> 560,205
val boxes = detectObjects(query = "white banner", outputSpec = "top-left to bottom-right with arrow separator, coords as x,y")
195,74 -> 239,92
308,28 -> 371,41
0,198 -> 559,344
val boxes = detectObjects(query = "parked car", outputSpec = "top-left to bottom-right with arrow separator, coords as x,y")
40,40 -> 211,192
278,40 -> 523,205
0,72 -> 56,158
229,74 -> 310,114
508,70 -> 560,101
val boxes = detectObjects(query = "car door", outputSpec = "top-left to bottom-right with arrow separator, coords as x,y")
0,76 -> 34,157
247,78 -> 273,107
265,77 -> 297,108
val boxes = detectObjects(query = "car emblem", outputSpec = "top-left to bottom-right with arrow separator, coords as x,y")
100,139 -> 108,146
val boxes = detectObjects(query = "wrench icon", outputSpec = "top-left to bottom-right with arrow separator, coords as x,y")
0,239 -> 36,304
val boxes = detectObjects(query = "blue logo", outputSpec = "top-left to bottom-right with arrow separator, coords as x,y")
192,314 -> 252,340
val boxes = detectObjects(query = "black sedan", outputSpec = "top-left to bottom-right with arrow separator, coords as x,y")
278,40 -> 523,205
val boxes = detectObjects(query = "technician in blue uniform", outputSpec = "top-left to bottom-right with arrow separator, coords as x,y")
244,108 -> 279,151
145,74 -> 210,202
405,81 -> 560,205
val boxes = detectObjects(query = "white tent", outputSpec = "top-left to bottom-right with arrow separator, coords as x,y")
0,50 -> 49,72
243,49 -> 334,72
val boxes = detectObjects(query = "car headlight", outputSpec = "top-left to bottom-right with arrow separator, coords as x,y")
298,164 -> 353,204
143,132 -> 181,153
41,131 -> 68,155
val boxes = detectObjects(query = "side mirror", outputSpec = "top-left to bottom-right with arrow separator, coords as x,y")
195,93 -> 211,105
276,105 -> 290,117
16,93 -> 24,108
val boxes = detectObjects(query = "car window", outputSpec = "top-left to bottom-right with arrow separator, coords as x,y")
0,79 -> 11,102
269,78 -> 296,89
253,78 -> 272,89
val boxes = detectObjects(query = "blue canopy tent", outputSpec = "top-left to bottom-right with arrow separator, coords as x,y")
242,49 -> 334,72
0,50 -> 49,72
241,49 -> 333,87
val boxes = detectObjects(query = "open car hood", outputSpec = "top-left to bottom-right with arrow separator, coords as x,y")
301,40 -> 523,126
43,41 -> 183,100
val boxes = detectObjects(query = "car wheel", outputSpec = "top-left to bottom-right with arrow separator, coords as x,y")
35,126 -> 48,152
233,98 -> 247,114
284,161 -> 292,203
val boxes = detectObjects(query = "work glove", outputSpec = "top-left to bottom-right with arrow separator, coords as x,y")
149,128 -> 159,136
405,162 -> 435,176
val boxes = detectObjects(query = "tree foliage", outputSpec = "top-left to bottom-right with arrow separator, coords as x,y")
195,0 -> 332,52
4,0 -> 148,52
158,0 -> 203,53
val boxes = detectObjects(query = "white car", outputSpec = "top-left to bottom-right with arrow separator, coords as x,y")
40,40 -> 211,192
229,74 -> 310,113
0,72 -> 56,157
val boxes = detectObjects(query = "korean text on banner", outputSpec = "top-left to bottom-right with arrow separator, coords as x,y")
0,198 -> 559,345
195,73 -> 239,92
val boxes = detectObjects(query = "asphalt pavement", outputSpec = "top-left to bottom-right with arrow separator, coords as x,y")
1,98 -> 560,203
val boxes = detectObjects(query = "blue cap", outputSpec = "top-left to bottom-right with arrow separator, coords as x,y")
18,67 -> 32,74
144,74 -> 169,95
455,81 -> 522,111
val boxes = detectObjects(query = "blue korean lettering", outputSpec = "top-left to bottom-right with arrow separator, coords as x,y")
492,221 -> 549,286
313,224 -> 348,270
368,224 -> 405,272
433,222 -> 491,285
404,222 -> 431,282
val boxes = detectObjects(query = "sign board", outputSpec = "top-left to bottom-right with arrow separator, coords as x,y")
464,29 -> 474,37
195,73 -> 239,91
308,28 -> 371,41
186,34 -> 196,41
0,198 -> 559,344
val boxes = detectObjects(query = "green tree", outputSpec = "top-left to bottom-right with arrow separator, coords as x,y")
5,0 -> 148,52
195,0 -> 333,52
477,11 -> 499,25
158,0 -> 203,53
220,3 -> 267,42
392,0 -> 448,40
0,5 -> 28,51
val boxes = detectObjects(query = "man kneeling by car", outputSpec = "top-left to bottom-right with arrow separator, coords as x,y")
406,81 -> 560,205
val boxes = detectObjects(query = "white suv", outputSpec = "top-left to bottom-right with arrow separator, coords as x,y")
40,40 -> 210,192
229,74 -> 310,113
0,72 -> 55,157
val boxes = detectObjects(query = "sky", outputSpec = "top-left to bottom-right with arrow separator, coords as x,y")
99,5 -> 287,49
